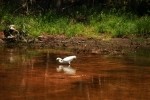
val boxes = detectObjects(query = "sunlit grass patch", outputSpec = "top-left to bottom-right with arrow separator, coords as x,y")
0,9 -> 150,38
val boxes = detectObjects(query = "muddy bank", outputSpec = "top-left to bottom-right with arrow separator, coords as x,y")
36,35 -> 150,55
1,35 -> 150,55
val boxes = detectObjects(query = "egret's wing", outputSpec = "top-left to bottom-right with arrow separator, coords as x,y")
63,56 -> 72,62
63,56 -> 76,62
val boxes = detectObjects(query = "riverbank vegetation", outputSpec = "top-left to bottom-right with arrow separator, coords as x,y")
0,0 -> 149,38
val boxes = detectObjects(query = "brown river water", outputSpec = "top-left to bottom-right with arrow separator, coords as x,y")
0,47 -> 150,100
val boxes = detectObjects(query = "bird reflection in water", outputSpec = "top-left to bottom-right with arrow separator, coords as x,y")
56,65 -> 76,75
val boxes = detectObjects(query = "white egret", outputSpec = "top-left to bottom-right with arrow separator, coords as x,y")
56,55 -> 76,64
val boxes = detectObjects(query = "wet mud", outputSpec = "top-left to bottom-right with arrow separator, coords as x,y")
37,35 -> 150,55
1,35 -> 150,55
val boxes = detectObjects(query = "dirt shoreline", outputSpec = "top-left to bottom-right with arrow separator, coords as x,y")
1,35 -> 150,55
36,35 -> 150,55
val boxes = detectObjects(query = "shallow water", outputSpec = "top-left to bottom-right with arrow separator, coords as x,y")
0,47 -> 150,100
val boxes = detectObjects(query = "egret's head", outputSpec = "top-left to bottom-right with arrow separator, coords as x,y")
56,57 -> 63,63
56,57 -> 61,60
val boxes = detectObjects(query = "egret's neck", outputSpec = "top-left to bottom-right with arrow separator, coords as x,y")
57,58 -> 63,63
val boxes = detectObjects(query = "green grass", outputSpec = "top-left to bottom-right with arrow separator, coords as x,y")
135,16 -> 150,36
90,12 -> 150,38
0,9 -> 150,38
